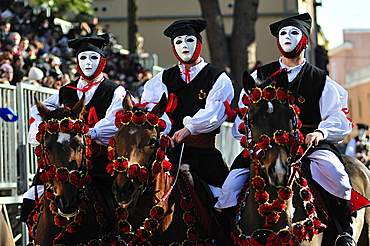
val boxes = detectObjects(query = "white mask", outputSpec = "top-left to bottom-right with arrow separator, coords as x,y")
173,35 -> 197,62
278,26 -> 303,53
77,51 -> 101,77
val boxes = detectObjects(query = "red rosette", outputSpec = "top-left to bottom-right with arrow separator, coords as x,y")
128,163 -> 140,178
253,148 -> 265,159
187,227 -> 199,241
38,122 -> 46,135
108,137 -> 115,147
37,158 -> 46,169
150,205 -> 165,220
132,112 -> 146,125
121,112 -> 133,125
272,199 -> 287,212
250,229 -> 279,246
258,203 -> 273,216
273,130 -> 289,145
305,202 -> 315,214
258,135 -> 271,149
242,94 -> 251,107
236,107 -> 248,119
151,160 -> 161,175
147,113 -> 158,126
240,135 -> 248,148
159,135 -> 170,149
157,119 -> 166,132
34,145 -> 43,157
47,119 -> 59,133
39,170 -> 48,182
69,170 -> 80,185
180,198 -> 193,211
94,203 -> 104,213
298,176 -> 308,187
251,176 -> 265,189
312,217 -> 326,230
54,215 -> 68,227
137,228 -> 152,240
254,190 -> 269,203
297,119 -> 303,129
74,120 -> 88,133
183,211 -> 196,226
74,214 -> 84,223
66,222 -> 80,233
292,223 -> 305,237
85,135 -> 92,146
242,148 -> 251,159
49,202 -> 58,213
85,146 -> 92,158
55,167 -> 69,182
162,159 -> 172,172
262,86 -> 277,101
60,118 -> 74,133
115,207 -> 128,220
47,166 -> 57,180
238,123 -> 246,135
156,149 -> 165,161
277,89 -> 288,102
114,117 -> 121,128
300,188 -> 312,201
277,229 -> 291,243
138,168 -> 150,183
278,187 -> 293,200
108,146 -> 115,161
143,218 -> 159,231
115,110 -> 123,118
114,158 -> 129,172
298,131 -> 304,144
36,132 -> 43,143
291,105 -> 301,115
250,88 -> 262,103
265,212 -> 280,226
46,189 -> 55,201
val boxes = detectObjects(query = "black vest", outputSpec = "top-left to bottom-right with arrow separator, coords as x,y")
258,61 -> 327,135
59,78 -> 119,123
162,64 -> 223,136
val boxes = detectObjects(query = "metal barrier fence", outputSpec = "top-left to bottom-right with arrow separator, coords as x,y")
0,82 -> 241,245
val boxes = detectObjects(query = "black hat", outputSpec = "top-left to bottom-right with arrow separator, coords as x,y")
269,13 -> 312,38
68,33 -> 110,57
357,123 -> 369,130
164,19 -> 207,42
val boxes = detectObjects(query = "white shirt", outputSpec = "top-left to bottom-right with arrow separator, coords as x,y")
28,76 -> 128,146
232,58 -> 352,144
141,57 -> 234,135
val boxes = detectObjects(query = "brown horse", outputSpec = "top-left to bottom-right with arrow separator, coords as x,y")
26,98 -> 117,245
232,70 -> 370,245
109,93 -> 224,245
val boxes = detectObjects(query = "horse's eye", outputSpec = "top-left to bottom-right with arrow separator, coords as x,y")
77,144 -> 84,152
148,138 -> 157,148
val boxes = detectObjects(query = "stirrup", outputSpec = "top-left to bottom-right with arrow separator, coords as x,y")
334,232 -> 357,246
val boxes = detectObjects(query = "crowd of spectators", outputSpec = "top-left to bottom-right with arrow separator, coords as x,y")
0,2 -> 151,98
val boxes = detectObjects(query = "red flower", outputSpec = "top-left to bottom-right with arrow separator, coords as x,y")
277,229 -> 291,243
255,190 -> 269,203
60,118 -> 74,133
128,164 -> 140,177
242,149 -> 251,159
274,130 -> 289,145
106,162 -> 115,175
138,168 -> 150,183
132,112 -> 146,125
54,215 -> 68,227
183,212 -> 196,225
47,119 -> 59,133
262,86 -> 277,100
187,227 -> 199,241
251,176 -> 265,189
278,187 -> 293,200
121,112 -> 133,124
116,220 -> 131,232
37,158 -> 45,169
147,113 -> 158,126
250,88 -> 262,103
237,107 -> 248,119
151,161 -> 161,175
74,120 -> 88,133
159,135 -> 170,149
156,149 -> 165,161
143,218 -> 159,231
35,145 -> 43,157
272,199 -> 287,212
242,94 -> 251,107
39,171 -> 48,182
47,166 -> 56,180
114,158 -> 129,172
150,205 -> 165,220
258,135 -> 271,149
240,135 -> 248,148
300,188 -> 312,201
180,198 -> 193,211
38,122 -> 46,135
162,159 -> 172,172
258,203 -> 273,215
55,168 -> 69,182
238,123 -> 246,135
115,207 -> 128,220
158,119 -> 166,132
292,223 -> 305,237
265,212 -> 280,225
277,89 -> 288,102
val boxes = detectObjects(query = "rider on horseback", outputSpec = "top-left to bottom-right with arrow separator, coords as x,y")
216,13 -> 354,246
22,33 -> 129,223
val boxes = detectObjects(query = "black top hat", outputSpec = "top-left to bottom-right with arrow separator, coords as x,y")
68,33 -> 110,57
357,123 -> 369,130
163,19 -> 207,42
269,13 -> 312,38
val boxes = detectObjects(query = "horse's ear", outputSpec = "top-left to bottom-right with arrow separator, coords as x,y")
72,98 -> 85,120
151,93 -> 167,117
275,69 -> 289,89
242,70 -> 256,94
122,91 -> 134,112
34,95 -> 50,121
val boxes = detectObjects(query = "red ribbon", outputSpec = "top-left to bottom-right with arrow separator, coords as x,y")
66,78 -> 104,93
87,107 -> 99,126
223,101 -> 237,122
165,93 -> 178,117
182,69 -> 191,83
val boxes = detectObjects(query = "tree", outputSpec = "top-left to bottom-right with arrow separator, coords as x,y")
127,0 -> 138,53
31,0 -> 94,20
198,0 -> 259,107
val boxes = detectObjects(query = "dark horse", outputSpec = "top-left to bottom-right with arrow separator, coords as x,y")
231,70 -> 370,245
108,93 -> 224,245
26,98 -> 117,245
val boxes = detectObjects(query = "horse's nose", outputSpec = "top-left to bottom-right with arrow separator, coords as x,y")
55,195 -> 79,214
112,179 -> 135,203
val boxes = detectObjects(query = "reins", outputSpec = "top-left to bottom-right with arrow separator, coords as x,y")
287,142 -> 312,187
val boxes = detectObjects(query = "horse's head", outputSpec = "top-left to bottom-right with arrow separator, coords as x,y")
110,93 -> 168,208
35,97 -> 91,217
241,70 -> 304,187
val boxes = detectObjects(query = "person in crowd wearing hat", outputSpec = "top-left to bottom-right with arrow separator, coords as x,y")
21,33 -> 129,222
0,63 -> 13,85
345,123 -> 370,166
215,13 -> 353,246
141,18 -> 234,210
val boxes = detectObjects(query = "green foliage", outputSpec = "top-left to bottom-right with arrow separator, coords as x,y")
30,0 -> 95,20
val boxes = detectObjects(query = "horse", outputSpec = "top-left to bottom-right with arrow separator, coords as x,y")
108,93 -> 225,245
231,70 -> 370,245
26,98 -> 117,246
